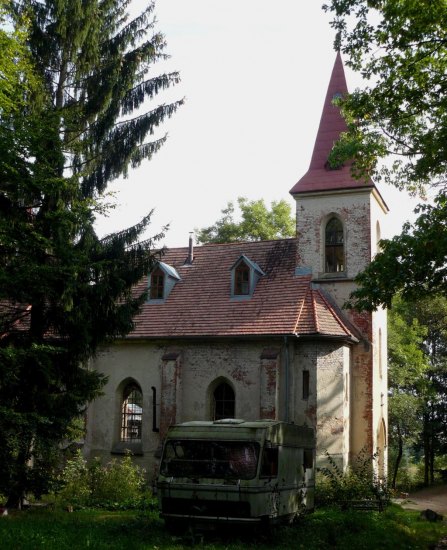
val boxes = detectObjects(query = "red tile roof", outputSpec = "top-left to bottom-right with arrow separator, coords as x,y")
129,239 -> 356,341
290,52 -> 375,195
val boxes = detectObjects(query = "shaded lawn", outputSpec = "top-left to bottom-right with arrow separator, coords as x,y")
0,504 -> 446,549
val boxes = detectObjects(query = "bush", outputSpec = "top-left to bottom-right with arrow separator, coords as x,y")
56,451 -> 151,510
57,451 -> 91,507
316,450 -> 390,507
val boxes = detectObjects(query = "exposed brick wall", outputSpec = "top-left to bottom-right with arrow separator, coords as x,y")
293,341 -> 349,470
294,188 -> 387,471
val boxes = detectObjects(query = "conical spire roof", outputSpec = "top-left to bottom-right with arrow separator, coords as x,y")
290,52 -> 374,195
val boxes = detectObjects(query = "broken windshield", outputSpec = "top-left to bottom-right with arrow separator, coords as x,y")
160,440 -> 260,480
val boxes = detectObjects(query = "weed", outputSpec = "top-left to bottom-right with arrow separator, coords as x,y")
55,451 -> 150,510
316,449 -> 390,506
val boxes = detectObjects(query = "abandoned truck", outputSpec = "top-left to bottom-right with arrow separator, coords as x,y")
157,419 -> 315,530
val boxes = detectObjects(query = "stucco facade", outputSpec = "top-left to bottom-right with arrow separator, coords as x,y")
84,336 -> 359,475
84,53 -> 388,479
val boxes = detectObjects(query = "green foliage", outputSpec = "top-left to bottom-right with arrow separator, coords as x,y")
387,295 -> 427,487
57,451 -> 91,508
0,2 -> 36,115
324,0 -> 447,193
0,0 -> 181,506
387,450 -> 425,493
195,197 -> 295,244
322,1 -> 447,308
57,451 -> 149,510
0,505 -> 446,549
386,295 -> 447,487
316,450 -> 389,506
347,195 -> 447,310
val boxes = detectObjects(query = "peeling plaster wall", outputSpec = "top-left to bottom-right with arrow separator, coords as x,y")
292,341 -> 350,470
294,188 -> 388,471
85,336 -> 355,476
84,344 -> 162,469
85,339 -> 287,476
84,188 -> 388,478
372,306 -> 388,476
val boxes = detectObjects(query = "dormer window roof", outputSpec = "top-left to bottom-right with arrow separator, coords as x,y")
148,261 -> 180,302
230,255 -> 265,299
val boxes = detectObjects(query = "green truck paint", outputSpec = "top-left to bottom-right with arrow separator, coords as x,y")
157,419 -> 315,530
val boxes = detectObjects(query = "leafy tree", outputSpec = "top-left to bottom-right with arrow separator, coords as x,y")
388,295 -> 447,487
346,197 -> 447,310
195,197 -> 295,244
409,296 -> 447,485
0,0 -> 181,507
0,2 -> 35,115
323,0 -> 447,309
387,297 -> 428,489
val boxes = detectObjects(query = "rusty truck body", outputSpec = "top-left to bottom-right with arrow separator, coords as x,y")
157,419 -> 315,531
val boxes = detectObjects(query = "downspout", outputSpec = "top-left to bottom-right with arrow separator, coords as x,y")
151,386 -> 159,432
284,336 -> 289,423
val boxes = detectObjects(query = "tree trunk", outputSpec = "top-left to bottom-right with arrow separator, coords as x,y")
5,447 -> 29,509
423,413 -> 430,486
5,488 -> 24,510
430,436 -> 435,485
392,425 -> 403,490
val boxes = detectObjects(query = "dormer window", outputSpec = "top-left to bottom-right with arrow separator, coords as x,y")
325,217 -> 344,273
148,262 -> 180,302
150,267 -> 165,299
235,262 -> 250,295
230,255 -> 265,300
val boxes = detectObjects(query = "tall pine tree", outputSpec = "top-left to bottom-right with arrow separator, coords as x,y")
0,0 -> 182,506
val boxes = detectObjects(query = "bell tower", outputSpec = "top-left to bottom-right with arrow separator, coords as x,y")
290,53 -> 388,472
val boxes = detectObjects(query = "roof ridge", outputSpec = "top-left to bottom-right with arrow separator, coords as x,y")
199,237 -> 296,247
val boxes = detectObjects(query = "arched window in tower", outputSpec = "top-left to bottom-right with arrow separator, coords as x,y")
121,383 -> 143,442
325,217 -> 344,273
213,382 -> 235,420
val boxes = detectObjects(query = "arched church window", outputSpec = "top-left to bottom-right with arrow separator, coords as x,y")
325,217 -> 344,273
121,383 -> 143,442
213,382 -> 235,420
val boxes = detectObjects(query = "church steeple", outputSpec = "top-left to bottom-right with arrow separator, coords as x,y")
290,52 -> 373,195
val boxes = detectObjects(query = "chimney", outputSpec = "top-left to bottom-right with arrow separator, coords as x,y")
186,232 -> 194,265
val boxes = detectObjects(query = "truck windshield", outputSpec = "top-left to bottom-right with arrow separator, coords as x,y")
160,440 -> 260,480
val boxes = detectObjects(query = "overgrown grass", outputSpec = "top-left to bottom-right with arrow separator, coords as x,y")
0,503 -> 445,549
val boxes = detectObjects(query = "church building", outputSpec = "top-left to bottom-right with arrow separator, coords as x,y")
84,53 -> 388,479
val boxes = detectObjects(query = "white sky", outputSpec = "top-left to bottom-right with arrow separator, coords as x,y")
95,0 -> 420,248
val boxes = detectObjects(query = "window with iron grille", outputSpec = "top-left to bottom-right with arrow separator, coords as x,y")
213,382 -> 235,420
325,217 -> 344,273
121,384 -> 143,442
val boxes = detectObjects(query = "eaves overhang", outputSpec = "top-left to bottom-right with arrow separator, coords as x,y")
293,332 -> 359,345
104,331 -> 358,345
